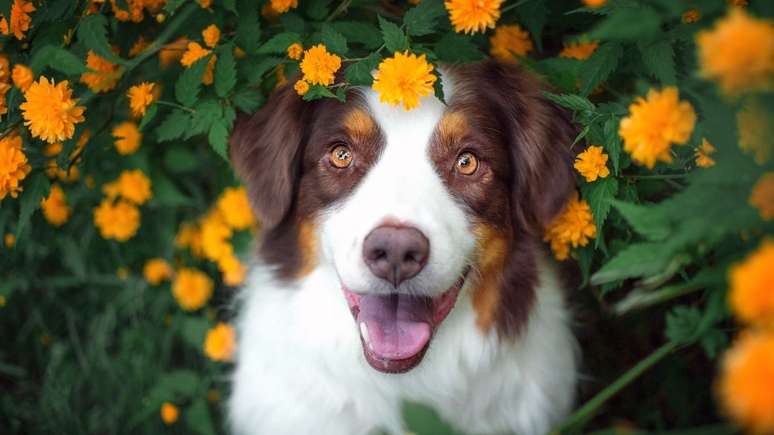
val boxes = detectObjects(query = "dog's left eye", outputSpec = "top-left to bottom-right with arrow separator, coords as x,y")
329,144 -> 353,169
455,151 -> 479,175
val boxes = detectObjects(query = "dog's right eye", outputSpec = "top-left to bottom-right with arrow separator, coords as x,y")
329,144 -> 353,169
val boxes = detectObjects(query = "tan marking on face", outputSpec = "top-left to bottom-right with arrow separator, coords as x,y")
343,109 -> 377,140
296,220 -> 319,278
437,111 -> 469,145
471,223 -> 509,331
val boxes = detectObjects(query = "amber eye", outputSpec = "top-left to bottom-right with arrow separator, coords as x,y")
329,144 -> 353,168
455,151 -> 479,175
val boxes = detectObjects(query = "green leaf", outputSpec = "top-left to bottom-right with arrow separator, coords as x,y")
237,0 -> 261,54
700,328 -> 729,359
17,173 -> 50,238
403,402 -> 466,435
638,39 -> 677,85
404,0 -> 445,36
58,237 -> 87,279
138,104 -> 158,131
665,306 -> 702,345
320,24 -> 348,56
157,110 -> 192,142
185,399 -> 216,435
215,45 -> 237,97
246,57 -> 284,85
305,0 -> 330,20
257,32 -> 302,54
280,12 -> 306,34
159,370 -> 200,397
152,172 -> 190,206
188,99 -> 222,138
611,199 -> 671,241
603,116 -> 622,175
208,121 -> 230,162
514,0 -> 548,52
591,242 -> 672,284
588,6 -> 661,41
76,14 -> 127,65
164,146 -> 200,173
581,177 -> 619,247
434,32 -> 484,63
345,52 -> 381,86
175,54 -> 211,107
332,21 -> 382,49
223,0 -> 237,13
232,88 -> 265,112
31,46 -> 88,75
379,16 -> 408,53
579,42 -> 623,96
180,316 -> 211,349
302,84 -> 338,101
543,92 -> 596,113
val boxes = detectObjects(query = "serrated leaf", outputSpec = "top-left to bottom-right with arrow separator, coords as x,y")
581,177 -> 618,247
31,46 -> 87,75
543,92 -> 596,113
345,52 -> 381,86
611,199 -> 671,241
591,242 -> 672,284
17,173 -> 50,238
175,55 -> 211,107
305,0 -> 330,20
434,32 -> 484,63
320,24 -> 348,56
76,14 -> 127,65
208,121 -> 230,162
302,84 -> 337,101
237,0 -> 261,54
434,77 -> 445,104
514,0 -> 548,52
588,6 -> 661,41
215,45 -> 237,97
157,110 -> 192,142
280,12 -> 306,34
665,306 -> 702,345
188,99 -> 222,138
246,57 -> 284,85
379,16 -> 408,53
603,116 -> 622,175
257,32 -> 302,54
579,42 -> 623,96
404,0 -> 445,36
232,88 -> 265,112
138,104 -> 158,131
638,39 -> 676,85
332,21 -> 382,49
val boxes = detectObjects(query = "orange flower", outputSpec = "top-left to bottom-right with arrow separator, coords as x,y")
40,184 -> 70,226
737,101 -> 773,165
0,0 -> 35,40
559,41 -> 599,60
287,43 -> 303,60
582,0 -> 606,7
729,240 -> 774,328
160,402 -> 179,424
172,268 -> 213,311
201,211 -> 233,262
202,24 -> 221,48
112,169 -> 153,205
176,222 -> 204,258
21,77 -> 86,144
180,42 -> 216,85
682,8 -> 701,24
269,0 -> 298,14
372,51 -> 437,111
127,82 -> 156,118
445,0 -> 502,34
695,138 -> 716,168
489,25 -> 533,63
574,146 -> 610,182
93,199 -> 141,241
217,187 -> 256,230
11,64 -> 33,91
0,133 -> 31,200
159,37 -> 189,68
4,233 -> 15,248
300,44 -> 341,86
80,51 -> 123,93
544,193 -> 596,260
143,258 -> 173,285
128,37 -> 149,57
294,79 -> 309,96
718,331 -> 774,433
619,87 -> 696,169
750,173 -> 774,221
112,121 -> 142,155
204,322 -> 237,361
218,254 -> 246,286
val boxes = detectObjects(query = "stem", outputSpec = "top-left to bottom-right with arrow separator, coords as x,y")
326,0 -> 353,22
155,100 -> 196,113
501,0 -> 535,14
626,173 -> 688,180
556,341 -> 679,433
126,3 -> 197,72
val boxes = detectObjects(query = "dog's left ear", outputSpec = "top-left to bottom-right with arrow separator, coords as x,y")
478,61 -> 577,236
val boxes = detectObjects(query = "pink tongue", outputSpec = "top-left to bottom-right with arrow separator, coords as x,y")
356,294 -> 433,360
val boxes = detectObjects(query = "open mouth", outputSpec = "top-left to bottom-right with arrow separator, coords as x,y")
342,270 -> 469,373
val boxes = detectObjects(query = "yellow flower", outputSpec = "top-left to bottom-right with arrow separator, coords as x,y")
218,254 -> 246,286
159,37 -> 188,68
4,233 -> 15,248
300,44 -> 342,86
197,0 -> 212,8
269,0 -> 298,14
113,169 -> 153,205
275,64 -> 288,88
93,199 -> 141,241
112,121 -> 142,155
80,50 -> 123,93
544,193 -> 596,261
181,41 -> 211,67
0,133 -> 31,200
574,145 -> 610,182
559,41 -> 599,60
619,87 -> 696,169
729,240 -> 774,326
695,138 -> 716,168
204,322 -> 236,361
160,402 -> 179,425
489,25 -> 533,63
201,211 -> 233,262
294,79 -> 309,96
217,187 -> 256,230
287,43 -> 303,60
372,51 -> 437,111
582,0 -> 606,7
11,64 -> 33,92
21,77 -> 86,144
696,9 -> 774,96
176,222 -> 204,258
40,184 -> 70,226
737,101 -> 773,165
127,82 -> 156,118
750,173 -> 774,221
682,8 -> 701,24
128,37 -> 149,57
0,0 -> 35,40
143,258 -> 173,285
729,0 -> 748,7
172,268 -> 213,311
718,330 -> 774,434
445,0 -> 501,34
202,24 -> 221,48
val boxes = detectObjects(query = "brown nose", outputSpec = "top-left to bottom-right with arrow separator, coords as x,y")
363,225 -> 429,288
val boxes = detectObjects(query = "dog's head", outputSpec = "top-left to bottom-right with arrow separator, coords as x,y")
230,61 -> 576,374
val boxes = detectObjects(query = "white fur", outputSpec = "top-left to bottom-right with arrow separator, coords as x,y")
228,87 -> 578,435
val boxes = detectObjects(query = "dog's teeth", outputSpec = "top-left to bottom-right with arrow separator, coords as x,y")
359,322 -> 372,349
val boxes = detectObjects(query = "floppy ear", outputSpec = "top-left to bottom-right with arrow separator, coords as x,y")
478,61 -> 577,236
229,85 -> 309,229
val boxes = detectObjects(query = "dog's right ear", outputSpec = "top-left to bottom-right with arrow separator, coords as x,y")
229,86 -> 308,229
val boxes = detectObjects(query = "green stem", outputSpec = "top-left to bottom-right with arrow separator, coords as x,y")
326,0 -> 353,22
155,100 -> 196,113
626,173 -> 688,180
556,341 -> 679,433
501,0 -> 535,14
125,3 -> 197,72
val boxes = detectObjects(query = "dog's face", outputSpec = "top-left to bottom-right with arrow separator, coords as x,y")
230,61 -> 576,374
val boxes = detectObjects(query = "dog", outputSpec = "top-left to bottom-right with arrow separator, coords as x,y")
227,60 -> 579,435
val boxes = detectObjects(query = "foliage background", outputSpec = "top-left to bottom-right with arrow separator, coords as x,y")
1,0 -> 773,434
